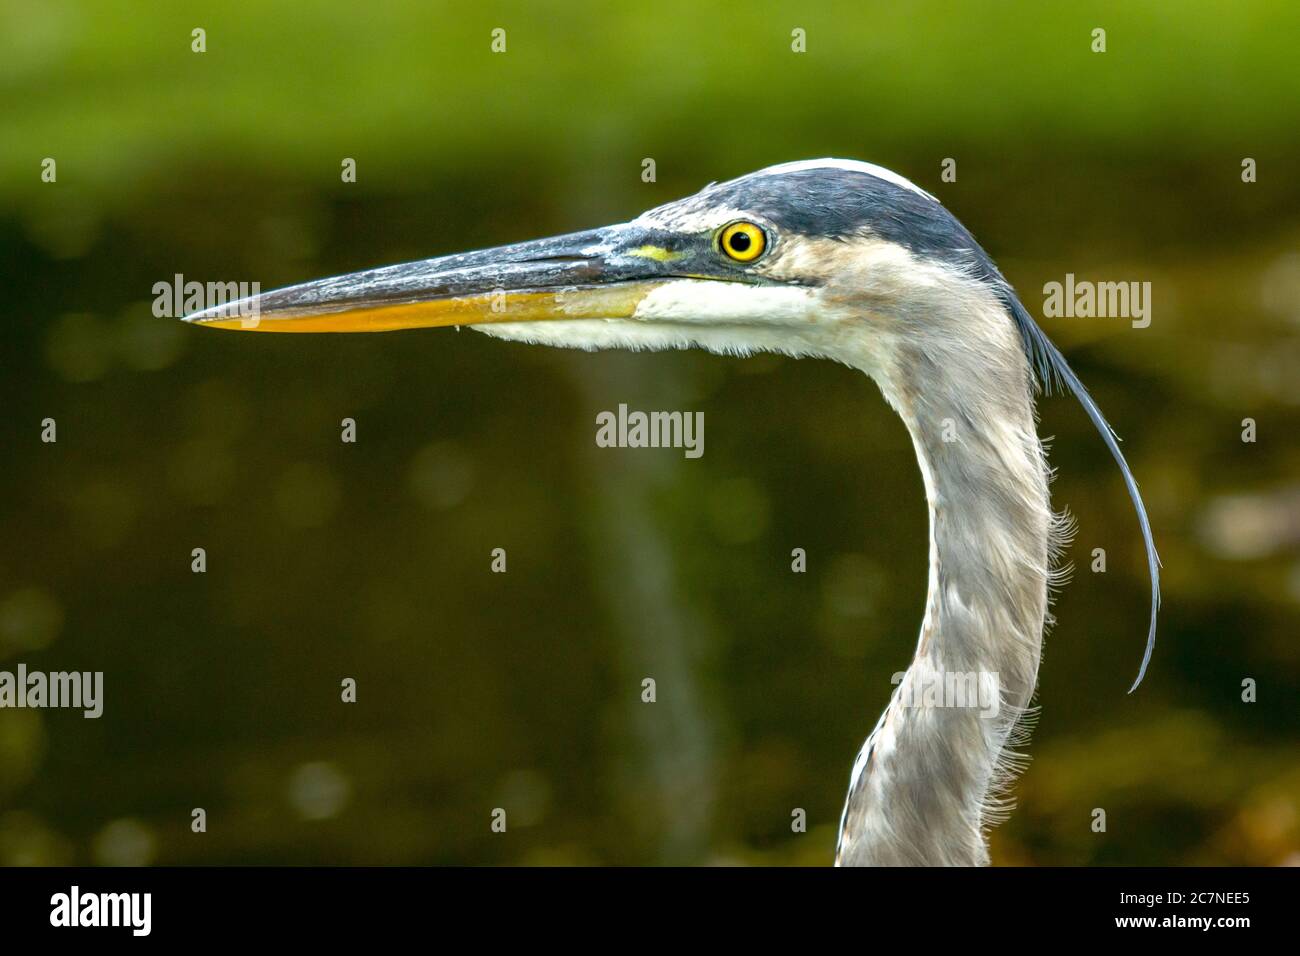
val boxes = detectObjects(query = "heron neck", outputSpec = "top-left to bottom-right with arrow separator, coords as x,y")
835,313 -> 1053,866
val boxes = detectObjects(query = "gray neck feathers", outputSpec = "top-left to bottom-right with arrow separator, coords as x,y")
834,276 -> 1055,866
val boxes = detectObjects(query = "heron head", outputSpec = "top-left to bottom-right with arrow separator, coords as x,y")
183,159 -> 1010,372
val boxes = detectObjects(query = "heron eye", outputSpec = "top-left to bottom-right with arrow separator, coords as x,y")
718,221 -> 767,263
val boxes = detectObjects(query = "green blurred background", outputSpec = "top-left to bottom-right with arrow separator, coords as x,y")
1,1 -> 1297,865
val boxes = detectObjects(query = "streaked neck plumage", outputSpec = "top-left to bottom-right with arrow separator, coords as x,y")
832,256 -> 1056,866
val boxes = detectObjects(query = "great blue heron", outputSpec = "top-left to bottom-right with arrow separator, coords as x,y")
186,159 -> 1159,866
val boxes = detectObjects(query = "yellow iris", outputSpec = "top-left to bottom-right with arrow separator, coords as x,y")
718,221 -> 767,262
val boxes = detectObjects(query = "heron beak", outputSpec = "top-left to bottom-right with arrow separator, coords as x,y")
183,225 -> 673,332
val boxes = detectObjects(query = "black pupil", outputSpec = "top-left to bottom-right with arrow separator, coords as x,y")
728,231 -> 752,253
